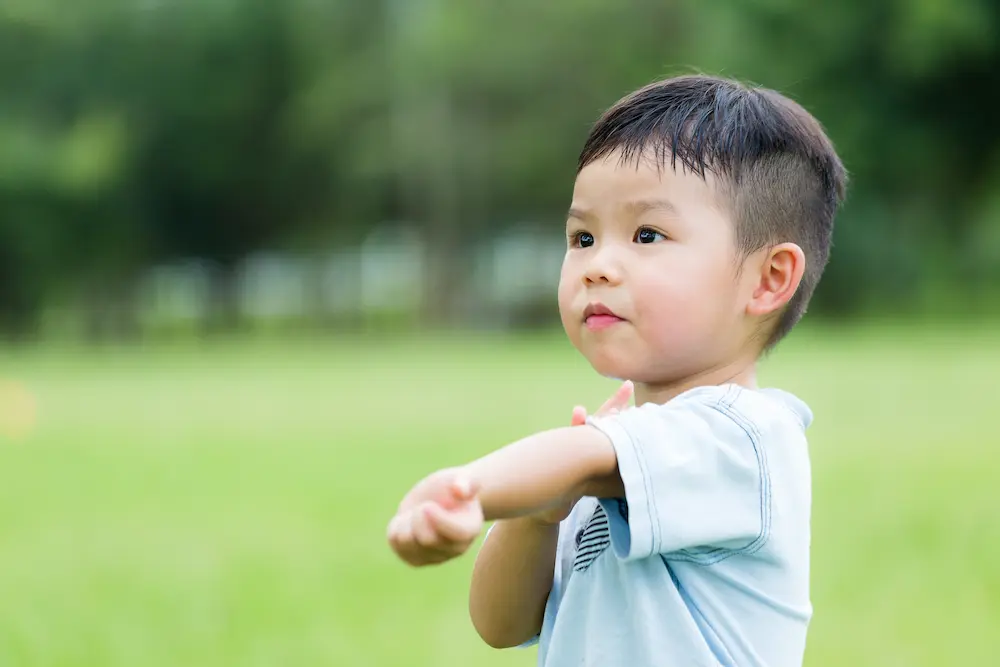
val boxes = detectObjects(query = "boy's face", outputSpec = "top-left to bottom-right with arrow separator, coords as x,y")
558,152 -> 756,385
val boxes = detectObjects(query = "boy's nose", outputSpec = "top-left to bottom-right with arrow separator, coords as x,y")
582,249 -> 624,286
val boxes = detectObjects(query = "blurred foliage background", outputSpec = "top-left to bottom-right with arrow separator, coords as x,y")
1,2 -> 999,667
3,0 -> 1000,340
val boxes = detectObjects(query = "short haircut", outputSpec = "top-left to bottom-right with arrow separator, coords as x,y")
577,74 -> 848,347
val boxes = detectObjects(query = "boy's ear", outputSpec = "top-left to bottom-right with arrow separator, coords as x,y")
746,243 -> 806,317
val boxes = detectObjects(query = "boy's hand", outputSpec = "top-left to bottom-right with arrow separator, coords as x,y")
532,380 -> 633,525
387,381 -> 632,564
387,470 -> 484,567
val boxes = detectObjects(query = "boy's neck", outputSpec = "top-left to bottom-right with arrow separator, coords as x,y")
633,358 -> 759,406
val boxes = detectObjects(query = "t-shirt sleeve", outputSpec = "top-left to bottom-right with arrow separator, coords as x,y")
586,389 -> 769,561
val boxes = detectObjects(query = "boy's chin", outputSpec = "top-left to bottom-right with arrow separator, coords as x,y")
585,350 -> 675,387
585,353 -> 634,383
572,337 -> 647,382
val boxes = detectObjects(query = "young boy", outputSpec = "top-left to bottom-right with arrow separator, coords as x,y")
387,74 -> 847,667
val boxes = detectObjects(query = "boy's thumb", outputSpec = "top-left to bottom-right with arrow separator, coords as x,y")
452,476 -> 480,500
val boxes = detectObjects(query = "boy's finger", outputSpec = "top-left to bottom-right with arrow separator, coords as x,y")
425,503 -> 480,545
571,405 -> 587,426
596,380 -> 634,416
388,513 -> 415,554
387,514 -> 401,541
609,380 -> 634,407
411,504 -> 442,548
450,476 -> 481,502
389,511 -> 454,566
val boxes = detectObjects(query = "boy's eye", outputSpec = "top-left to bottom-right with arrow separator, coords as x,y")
635,227 -> 667,244
570,231 -> 595,248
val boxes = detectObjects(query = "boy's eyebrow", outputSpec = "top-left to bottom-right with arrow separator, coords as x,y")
567,206 -> 594,223
567,199 -> 679,223
624,198 -> 679,217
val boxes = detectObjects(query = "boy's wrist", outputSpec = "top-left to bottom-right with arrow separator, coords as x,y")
460,462 -> 581,523
458,425 -> 617,521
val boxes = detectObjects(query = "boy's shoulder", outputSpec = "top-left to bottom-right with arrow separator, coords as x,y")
618,382 -> 813,443
583,382 -> 813,563
655,381 -> 809,416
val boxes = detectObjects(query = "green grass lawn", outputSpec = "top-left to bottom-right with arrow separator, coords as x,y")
0,324 -> 996,666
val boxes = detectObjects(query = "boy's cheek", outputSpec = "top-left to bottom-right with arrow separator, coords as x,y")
557,285 -> 582,331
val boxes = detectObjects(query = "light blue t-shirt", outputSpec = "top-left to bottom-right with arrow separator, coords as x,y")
520,384 -> 814,667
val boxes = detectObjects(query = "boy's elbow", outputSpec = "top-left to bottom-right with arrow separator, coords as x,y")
473,624 -> 534,650
469,602 -> 537,649
472,625 -> 509,649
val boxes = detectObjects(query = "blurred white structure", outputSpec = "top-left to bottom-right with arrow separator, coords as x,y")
136,223 -> 567,331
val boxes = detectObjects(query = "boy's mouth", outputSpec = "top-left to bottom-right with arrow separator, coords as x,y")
583,303 -> 625,331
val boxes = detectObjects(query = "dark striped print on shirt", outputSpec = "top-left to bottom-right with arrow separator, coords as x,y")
573,503 -> 611,572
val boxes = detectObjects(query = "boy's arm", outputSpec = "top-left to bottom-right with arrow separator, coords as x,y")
391,383 -> 770,586
462,425 -> 624,520
388,424 -> 625,570
467,382 -> 633,649
460,425 -> 617,650
466,391 -> 772,562
468,517 -> 559,648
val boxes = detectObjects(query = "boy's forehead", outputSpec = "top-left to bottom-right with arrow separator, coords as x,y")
572,152 -> 723,212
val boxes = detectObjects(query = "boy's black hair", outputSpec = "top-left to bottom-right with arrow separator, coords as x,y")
578,74 -> 848,347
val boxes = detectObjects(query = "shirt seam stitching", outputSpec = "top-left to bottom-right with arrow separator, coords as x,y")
670,387 -> 772,565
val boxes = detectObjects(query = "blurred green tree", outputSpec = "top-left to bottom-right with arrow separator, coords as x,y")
0,0 -> 997,337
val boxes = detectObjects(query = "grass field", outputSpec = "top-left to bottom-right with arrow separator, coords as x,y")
0,324 -> 996,666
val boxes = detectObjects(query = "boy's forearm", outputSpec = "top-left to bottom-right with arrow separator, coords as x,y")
461,425 -> 622,522
469,518 -> 559,648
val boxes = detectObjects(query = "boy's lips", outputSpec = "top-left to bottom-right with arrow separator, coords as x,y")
583,303 -> 626,331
